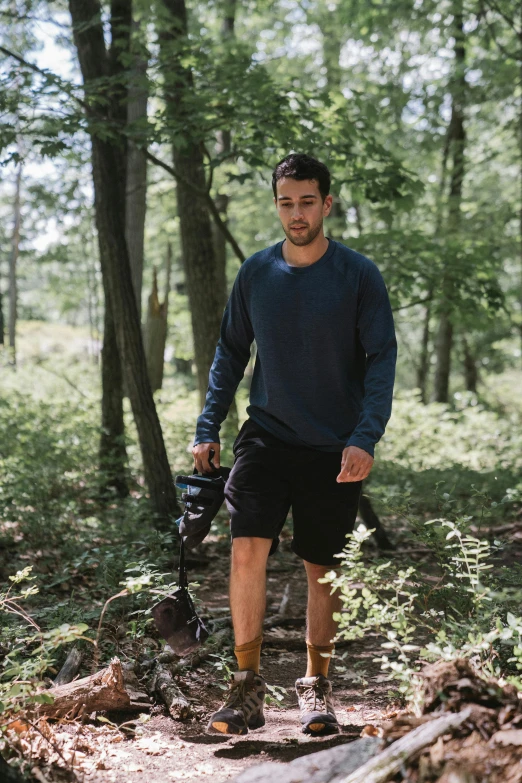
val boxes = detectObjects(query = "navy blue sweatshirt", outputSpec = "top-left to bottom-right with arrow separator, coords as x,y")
194,238 -> 397,457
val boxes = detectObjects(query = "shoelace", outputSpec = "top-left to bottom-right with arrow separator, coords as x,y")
299,683 -> 330,713
223,678 -> 247,710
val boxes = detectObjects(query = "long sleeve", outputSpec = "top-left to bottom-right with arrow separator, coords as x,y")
194,268 -> 254,445
345,263 -> 397,458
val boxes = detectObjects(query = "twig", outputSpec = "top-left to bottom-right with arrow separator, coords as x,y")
93,590 -> 127,672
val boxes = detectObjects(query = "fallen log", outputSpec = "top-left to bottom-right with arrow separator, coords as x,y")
151,663 -> 192,721
339,708 -> 472,783
38,658 -> 136,719
231,737 -> 382,783
53,645 -> 83,686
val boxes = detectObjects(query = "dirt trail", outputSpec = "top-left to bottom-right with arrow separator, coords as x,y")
88,540 -> 392,783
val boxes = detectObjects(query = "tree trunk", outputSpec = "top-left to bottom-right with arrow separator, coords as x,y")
318,15 -> 346,240
69,0 -> 180,524
125,24 -> 148,320
96,0 -> 132,496
432,0 -> 466,404
462,335 -> 478,393
157,0 -> 229,410
145,248 -> 171,393
100,278 -> 128,496
416,298 -> 431,404
212,0 -> 239,430
0,257 -> 4,347
8,163 -> 21,367
519,50 -> 522,368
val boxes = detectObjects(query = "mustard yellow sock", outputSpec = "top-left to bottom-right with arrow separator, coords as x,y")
306,642 -> 335,678
234,635 -> 263,674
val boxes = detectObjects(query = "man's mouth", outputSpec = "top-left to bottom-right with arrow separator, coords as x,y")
290,225 -> 307,231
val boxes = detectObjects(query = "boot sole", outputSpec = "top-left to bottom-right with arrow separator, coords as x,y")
207,720 -> 248,736
302,720 -> 340,736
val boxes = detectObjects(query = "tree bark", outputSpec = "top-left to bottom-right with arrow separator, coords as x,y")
69,0 -> 180,524
318,12 -> 346,240
433,0 -> 466,403
8,163 -> 21,367
416,297 -> 432,404
212,0 -> 239,430
519,45 -> 522,369
97,0 -> 132,496
145,249 -> 171,392
125,24 -> 148,320
157,0 -> 226,410
0,284 -> 4,347
39,658 -> 148,719
462,335 -> 478,393
100,278 -> 128,496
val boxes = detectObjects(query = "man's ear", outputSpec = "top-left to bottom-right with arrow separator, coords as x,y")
324,194 -> 334,216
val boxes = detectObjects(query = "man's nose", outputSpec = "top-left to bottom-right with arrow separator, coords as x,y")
291,203 -> 304,219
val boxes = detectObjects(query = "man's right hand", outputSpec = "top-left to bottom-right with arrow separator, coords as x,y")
192,442 -> 221,474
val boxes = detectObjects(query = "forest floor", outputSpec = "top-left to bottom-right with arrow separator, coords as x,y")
40,509 -> 520,783
74,533 -> 395,783
2,329 -> 522,781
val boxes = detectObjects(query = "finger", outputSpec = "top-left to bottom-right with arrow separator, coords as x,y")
336,463 -> 353,482
348,460 -> 364,480
213,445 -> 221,468
201,451 -> 214,474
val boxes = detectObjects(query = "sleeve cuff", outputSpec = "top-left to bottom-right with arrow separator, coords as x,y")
345,437 -> 375,458
194,430 -> 220,446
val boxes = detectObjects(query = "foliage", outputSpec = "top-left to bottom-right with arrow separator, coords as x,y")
328,492 -> 522,715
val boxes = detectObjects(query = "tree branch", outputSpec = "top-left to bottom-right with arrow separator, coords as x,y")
144,149 -> 246,263
392,294 -> 433,312
0,43 -> 246,264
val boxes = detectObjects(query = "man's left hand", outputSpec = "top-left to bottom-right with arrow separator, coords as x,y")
336,445 -> 374,483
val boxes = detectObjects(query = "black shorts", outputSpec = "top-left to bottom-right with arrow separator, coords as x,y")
224,418 -> 363,567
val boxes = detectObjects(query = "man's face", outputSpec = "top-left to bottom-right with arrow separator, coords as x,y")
274,177 -> 333,247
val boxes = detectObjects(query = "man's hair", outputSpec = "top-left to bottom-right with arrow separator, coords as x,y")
272,153 -> 331,202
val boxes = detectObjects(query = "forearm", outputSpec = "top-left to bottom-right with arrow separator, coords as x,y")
194,340 -> 251,444
345,336 -> 397,457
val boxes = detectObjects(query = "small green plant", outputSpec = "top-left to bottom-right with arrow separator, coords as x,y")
265,683 -> 287,705
209,651 -> 237,688
0,568 -> 90,723
326,485 -> 522,715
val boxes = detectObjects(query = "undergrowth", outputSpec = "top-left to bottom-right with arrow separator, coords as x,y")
0,365 -> 521,745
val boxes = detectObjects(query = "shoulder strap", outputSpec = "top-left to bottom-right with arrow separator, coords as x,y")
178,465 -> 199,589
178,536 -> 188,588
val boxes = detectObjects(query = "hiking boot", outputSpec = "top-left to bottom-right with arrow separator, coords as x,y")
295,674 -> 340,736
207,670 -> 266,735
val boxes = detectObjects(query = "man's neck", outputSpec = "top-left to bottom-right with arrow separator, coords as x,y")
282,233 -> 330,268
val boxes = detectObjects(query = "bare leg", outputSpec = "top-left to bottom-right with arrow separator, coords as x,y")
230,536 -> 272,646
304,560 -> 341,646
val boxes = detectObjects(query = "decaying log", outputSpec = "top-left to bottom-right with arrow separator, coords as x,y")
232,738 -> 382,783
39,658 -> 133,719
151,663 -> 192,720
141,627 -> 233,672
339,708 -> 472,783
122,665 -> 152,709
53,645 -> 83,686
171,628 -> 232,675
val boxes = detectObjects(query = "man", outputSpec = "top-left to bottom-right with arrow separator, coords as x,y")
192,153 -> 397,737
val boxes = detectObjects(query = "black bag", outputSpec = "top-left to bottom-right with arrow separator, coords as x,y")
151,538 -> 209,656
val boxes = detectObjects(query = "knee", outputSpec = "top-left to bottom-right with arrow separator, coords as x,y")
231,537 -> 270,570
304,561 -> 331,585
